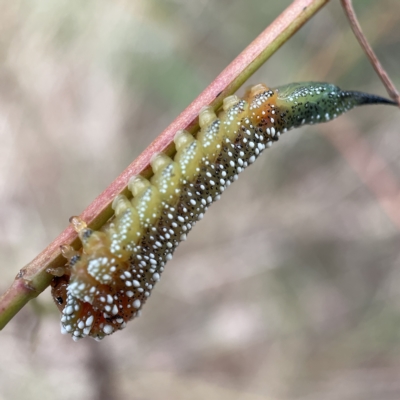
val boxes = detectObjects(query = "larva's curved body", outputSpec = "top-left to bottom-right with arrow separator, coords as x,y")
51,82 -> 395,340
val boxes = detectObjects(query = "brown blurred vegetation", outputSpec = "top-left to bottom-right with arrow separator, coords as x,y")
0,1 -> 400,399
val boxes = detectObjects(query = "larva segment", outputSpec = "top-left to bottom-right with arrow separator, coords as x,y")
130,176 -> 162,228
51,82 -> 395,340
174,130 -> 205,180
197,108 -> 222,161
109,195 -> 141,259
150,154 -> 181,202
273,82 -> 396,130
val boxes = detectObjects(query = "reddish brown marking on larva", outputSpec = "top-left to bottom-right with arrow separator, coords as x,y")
51,82 -> 395,340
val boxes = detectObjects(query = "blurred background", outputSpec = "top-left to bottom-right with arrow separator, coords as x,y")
1,0 -> 400,399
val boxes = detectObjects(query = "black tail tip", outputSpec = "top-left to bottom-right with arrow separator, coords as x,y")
346,90 -> 398,106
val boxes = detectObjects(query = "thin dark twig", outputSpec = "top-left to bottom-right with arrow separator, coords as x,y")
341,0 -> 400,106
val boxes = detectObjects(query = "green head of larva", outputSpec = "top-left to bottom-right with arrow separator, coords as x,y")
273,81 -> 396,129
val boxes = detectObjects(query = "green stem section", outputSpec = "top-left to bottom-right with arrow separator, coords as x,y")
0,0 -> 330,331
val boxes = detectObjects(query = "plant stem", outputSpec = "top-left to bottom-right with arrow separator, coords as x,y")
340,0 -> 400,105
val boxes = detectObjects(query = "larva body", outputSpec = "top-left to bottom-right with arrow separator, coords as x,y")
51,82 -> 395,340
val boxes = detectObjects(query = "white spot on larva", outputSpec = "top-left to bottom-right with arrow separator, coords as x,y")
86,315 -> 94,326
83,327 -> 91,336
133,300 -> 141,309
103,325 -> 114,335
152,272 -> 160,281
64,306 -> 74,315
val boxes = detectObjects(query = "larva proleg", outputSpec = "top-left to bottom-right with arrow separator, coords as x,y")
50,82 -> 396,340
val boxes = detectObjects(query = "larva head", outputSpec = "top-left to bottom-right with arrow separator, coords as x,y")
272,82 -> 396,130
